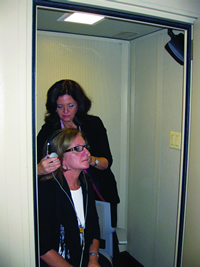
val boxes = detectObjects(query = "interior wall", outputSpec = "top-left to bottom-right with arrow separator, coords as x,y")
128,30 -> 184,267
36,31 -> 130,229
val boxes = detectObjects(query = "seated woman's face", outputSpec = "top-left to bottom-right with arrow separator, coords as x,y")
56,94 -> 78,124
63,134 -> 90,172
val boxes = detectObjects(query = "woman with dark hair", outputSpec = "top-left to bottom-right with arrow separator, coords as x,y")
45,79 -> 92,128
39,128 -> 107,267
37,79 -> 120,227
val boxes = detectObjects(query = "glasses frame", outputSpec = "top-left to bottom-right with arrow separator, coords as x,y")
64,144 -> 90,153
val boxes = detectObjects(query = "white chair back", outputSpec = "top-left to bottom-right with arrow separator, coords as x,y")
95,200 -> 115,258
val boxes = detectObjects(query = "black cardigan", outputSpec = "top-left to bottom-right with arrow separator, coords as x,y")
39,174 -> 100,267
37,115 -> 120,205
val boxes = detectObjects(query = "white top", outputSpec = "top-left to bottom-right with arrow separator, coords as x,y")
70,187 -> 85,228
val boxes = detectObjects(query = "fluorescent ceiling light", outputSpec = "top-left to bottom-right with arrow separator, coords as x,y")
63,12 -> 104,25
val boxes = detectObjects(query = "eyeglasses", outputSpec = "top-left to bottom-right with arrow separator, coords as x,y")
64,144 -> 90,153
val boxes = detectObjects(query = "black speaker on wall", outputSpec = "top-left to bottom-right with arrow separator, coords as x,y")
165,29 -> 184,65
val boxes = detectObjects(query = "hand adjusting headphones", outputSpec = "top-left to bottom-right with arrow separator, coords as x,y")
46,130 -> 61,160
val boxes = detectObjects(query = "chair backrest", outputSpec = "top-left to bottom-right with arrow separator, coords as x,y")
95,200 -> 115,258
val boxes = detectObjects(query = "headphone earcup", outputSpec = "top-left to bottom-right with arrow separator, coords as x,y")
49,152 -> 59,162
46,130 -> 62,158
49,152 -> 58,158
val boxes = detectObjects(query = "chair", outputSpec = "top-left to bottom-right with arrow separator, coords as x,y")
95,200 -> 115,264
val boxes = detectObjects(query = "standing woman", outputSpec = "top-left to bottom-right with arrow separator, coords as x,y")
37,79 -> 120,227
39,128 -> 103,267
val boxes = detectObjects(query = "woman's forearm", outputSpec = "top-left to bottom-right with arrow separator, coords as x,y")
88,239 -> 100,266
40,249 -> 73,267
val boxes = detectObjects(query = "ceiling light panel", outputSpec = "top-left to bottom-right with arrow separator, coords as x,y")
59,12 -> 105,25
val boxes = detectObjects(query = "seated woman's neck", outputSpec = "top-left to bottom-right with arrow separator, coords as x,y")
64,171 -> 81,190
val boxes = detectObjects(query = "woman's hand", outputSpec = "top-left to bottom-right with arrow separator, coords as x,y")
88,257 -> 100,267
37,156 -> 61,176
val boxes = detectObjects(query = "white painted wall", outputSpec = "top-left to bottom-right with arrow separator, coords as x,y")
128,30 -> 184,266
1,1 -> 200,266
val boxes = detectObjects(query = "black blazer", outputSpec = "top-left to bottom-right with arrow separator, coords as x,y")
39,173 -> 100,267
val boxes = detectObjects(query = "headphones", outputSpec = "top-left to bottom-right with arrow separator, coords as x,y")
46,130 -> 61,159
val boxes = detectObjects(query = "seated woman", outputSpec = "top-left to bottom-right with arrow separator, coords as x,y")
38,128 -> 110,267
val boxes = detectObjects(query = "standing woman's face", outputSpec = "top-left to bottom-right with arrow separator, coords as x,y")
56,94 -> 78,124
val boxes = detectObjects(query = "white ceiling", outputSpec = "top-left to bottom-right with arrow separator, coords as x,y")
37,7 -> 164,41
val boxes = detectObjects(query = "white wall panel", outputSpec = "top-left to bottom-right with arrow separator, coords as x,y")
128,30 -> 184,266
